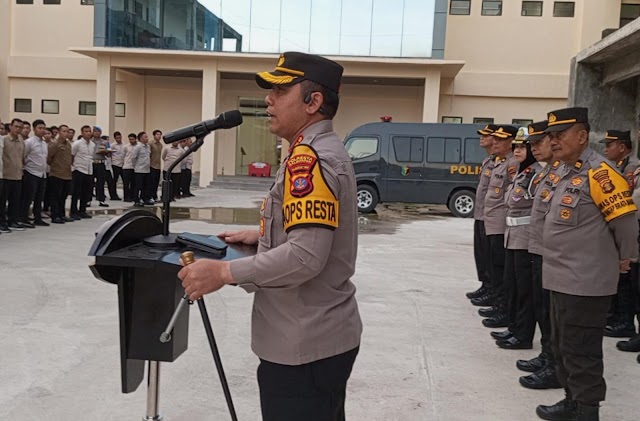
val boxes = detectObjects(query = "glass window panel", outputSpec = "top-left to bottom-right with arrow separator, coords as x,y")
450,0 -> 471,15
16,0 -> 33,4
464,138 -> 485,164
445,138 -> 461,163
249,0 -> 281,53
442,116 -> 463,123
279,0 -> 311,53
15,99 -> 32,113
427,137 -> 445,163
345,137 -> 379,160
218,0 -> 251,52
44,0 -> 61,4
512,118 -> 533,126
309,0 -> 342,55
42,100 -> 59,114
553,2 -> 574,17
370,0 -> 403,57
410,137 -> 424,162
473,117 -> 494,124
482,0 -> 502,16
79,101 -> 97,116
116,103 -> 126,117
522,1 -> 543,16
621,4 -> 640,19
402,0 -> 435,57
163,0 -> 195,50
393,136 -> 412,162
81,0 -> 95,4
340,0 -> 373,56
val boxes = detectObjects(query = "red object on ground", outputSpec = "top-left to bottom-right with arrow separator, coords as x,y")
249,162 -> 272,177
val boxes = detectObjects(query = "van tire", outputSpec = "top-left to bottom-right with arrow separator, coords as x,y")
357,184 -> 379,213
448,190 -> 475,218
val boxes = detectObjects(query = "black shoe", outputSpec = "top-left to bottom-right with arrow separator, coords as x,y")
51,217 -> 65,224
576,404 -> 599,421
496,336 -> 533,350
79,212 -> 92,219
134,201 -> 145,207
478,306 -> 500,318
20,221 -> 35,229
466,286 -> 488,299
0,224 -> 10,233
536,398 -> 577,421
8,222 -> 25,231
143,200 -> 155,206
617,333 -> 640,352
63,216 -> 75,222
99,202 -> 109,208
491,330 -> 513,340
517,353 -> 550,373
34,220 -> 50,227
482,314 -> 508,328
471,293 -> 497,307
70,214 -> 82,221
520,366 -> 562,390
604,321 -> 636,338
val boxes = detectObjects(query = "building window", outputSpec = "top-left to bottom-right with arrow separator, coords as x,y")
81,0 -> 94,5
621,4 -> 640,27
553,2 -> 575,17
43,0 -> 61,4
473,117 -> 495,124
450,0 -> 471,15
79,101 -> 97,116
512,118 -> 533,126
115,103 -> 126,117
16,0 -> 33,4
522,1 -> 543,16
442,116 -> 463,124
482,0 -> 502,16
14,98 -> 32,113
42,100 -> 60,114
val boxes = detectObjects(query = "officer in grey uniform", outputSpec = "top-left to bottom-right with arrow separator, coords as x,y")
517,120 -> 562,390
599,130 -> 640,338
467,124 -> 499,302
536,108 -> 639,421
475,125 -> 519,329
178,52 -> 362,421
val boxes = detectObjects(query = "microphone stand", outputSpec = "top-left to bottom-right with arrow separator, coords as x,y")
143,136 -> 205,248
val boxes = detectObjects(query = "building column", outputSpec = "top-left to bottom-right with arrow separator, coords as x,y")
96,54 -> 116,136
199,60 -> 219,187
422,68 -> 442,123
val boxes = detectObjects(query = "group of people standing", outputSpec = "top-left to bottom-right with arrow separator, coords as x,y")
467,107 -> 640,421
0,118 -> 194,232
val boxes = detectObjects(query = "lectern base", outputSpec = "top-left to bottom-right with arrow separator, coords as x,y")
143,234 -> 178,248
143,361 -> 163,421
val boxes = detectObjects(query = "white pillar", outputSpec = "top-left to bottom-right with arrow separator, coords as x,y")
422,68 -> 442,123
96,55 -> 116,136
199,61 -> 219,187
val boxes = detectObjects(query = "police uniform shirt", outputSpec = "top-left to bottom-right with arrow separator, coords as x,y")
71,139 -> 96,176
504,163 -> 539,250
542,147 -> 639,296
473,155 -> 495,221
528,160 -> 563,256
92,138 -> 108,161
484,153 -> 518,235
229,120 -> 362,366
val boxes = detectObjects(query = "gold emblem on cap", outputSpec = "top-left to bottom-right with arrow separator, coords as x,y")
549,113 -> 557,123
277,54 -> 285,67
517,128 -> 525,137
528,125 -> 534,133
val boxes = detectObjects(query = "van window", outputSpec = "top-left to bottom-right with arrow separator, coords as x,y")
427,137 -> 461,163
346,136 -> 379,160
392,136 -> 424,163
464,137 -> 485,164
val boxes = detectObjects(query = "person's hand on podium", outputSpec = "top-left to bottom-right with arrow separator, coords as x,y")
178,259 -> 234,301
218,230 -> 259,245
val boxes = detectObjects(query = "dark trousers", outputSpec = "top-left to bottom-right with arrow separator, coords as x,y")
122,169 -> 135,201
0,179 -> 22,225
473,220 -> 491,287
134,172 -> 151,202
113,165 -> 123,187
43,174 -> 51,212
487,234 -> 506,309
505,249 -> 535,342
550,292 -> 611,406
48,176 -> 71,219
163,171 -> 181,199
105,168 -> 118,199
150,167 -> 161,200
257,347 -> 359,421
21,171 -> 46,222
71,170 -> 92,215
93,162 -> 107,202
532,254 -> 553,361
609,269 -> 639,325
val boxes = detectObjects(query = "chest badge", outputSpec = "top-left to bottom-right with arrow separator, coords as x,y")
494,187 -> 501,194
560,209 -> 572,220
571,177 -> 583,186
561,196 -> 573,205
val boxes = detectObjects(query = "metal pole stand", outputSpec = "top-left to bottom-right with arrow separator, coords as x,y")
143,361 -> 163,421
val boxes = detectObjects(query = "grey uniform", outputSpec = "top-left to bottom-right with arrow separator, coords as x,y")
528,160 -> 563,255
230,120 -> 362,366
542,147 -> 639,296
484,153 -> 518,235
474,155 -> 495,221
504,163 -> 540,250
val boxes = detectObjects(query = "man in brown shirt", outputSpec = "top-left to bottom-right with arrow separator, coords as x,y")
0,118 -> 26,232
48,124 -> 73,224
149,130 -> 163,202
178,52 -> 361,421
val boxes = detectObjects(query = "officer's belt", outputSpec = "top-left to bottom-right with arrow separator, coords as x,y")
506,216 -> 531,227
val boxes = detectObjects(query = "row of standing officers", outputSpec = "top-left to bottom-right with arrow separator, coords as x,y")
468,107 -> 639,421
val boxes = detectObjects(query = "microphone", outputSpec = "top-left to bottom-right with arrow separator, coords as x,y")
163,110 -> 243,144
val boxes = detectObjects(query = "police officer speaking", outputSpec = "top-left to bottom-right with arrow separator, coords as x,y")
178,52 -> 362,421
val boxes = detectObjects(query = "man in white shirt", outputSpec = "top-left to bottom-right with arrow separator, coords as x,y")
70,125 -> 96,220
122,133 -> 137,202
21,119 -> 49,228
161,140 -> 183,201
132,131 -> 152,206
111,131 -> 125,197
180,139 -> 194,197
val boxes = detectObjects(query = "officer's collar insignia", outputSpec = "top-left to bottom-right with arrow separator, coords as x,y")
574,160 -> 583,170
289,135 -> 304,153
552,160 -> 560,169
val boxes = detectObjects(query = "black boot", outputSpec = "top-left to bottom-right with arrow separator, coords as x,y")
479,306 -> 500,318
520,365 -> 562,390
517,353 -> 549,372
482,313 -> 508,328
576,404 -> 599,421
536,398 -> 577,421
603,320 -> 636,338
616,333 -> 640,352
466,285 -> 487,299
471,293 -> 498,307
490,329 -> 513,340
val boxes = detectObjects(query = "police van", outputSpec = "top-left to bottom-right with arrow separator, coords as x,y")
344,120 -> 487,217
